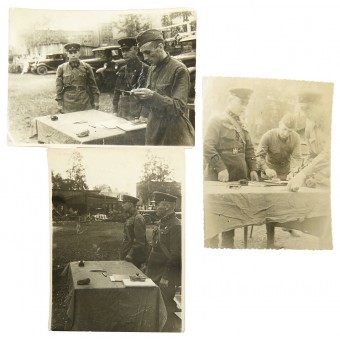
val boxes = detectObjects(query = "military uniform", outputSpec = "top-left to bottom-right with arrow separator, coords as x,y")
55,43 -> 100,113
112,57 -> 149,118
145,192 -> 181,330
256,128 -> 301,180
120,212 -> 147,268
204,112 -> 257,181
136,29 -> 194,146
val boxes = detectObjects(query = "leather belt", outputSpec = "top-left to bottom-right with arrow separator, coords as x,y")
64,85 -> 86,91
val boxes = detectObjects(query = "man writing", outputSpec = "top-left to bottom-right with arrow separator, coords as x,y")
55,43 -> 100,113
131,29 -> 194,146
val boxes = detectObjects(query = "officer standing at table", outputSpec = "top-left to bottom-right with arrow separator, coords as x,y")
55,43 -> 100,113
112,37 -> 149,119
120,194 -> 148,269
204,88 -> 259,248
146,191 -> 181,331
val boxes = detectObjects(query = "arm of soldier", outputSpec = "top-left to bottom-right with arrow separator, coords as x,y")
132,66 -> 189,117
161,224 -> 181,284
85,64 -> 100,107
55,65 -> 64,111
126,215 -> 146,259
204,117 -> 228,179
255,131 -> 276,179
244,131 -> 259,181
287,133 -> 303,179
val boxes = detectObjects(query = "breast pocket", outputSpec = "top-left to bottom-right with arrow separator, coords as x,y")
219,128 -> 241,150
63,73 -> 73,86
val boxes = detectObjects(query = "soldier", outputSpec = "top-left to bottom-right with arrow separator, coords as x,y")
256,113 -> 302,180
112,37 -> 149,119
55,43 -> 100,113
288,91 -> 330,191
204,88 -> 259,248
146,191 -> 181,331
120,194 -> 147,269
131,29 -> 194,146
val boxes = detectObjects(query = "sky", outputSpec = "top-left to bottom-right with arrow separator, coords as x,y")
48,147 -> 185,195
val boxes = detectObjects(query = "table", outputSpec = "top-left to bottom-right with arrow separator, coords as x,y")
204,181 -> 332,249
30,110 -> 146,145
62,261 -> 167,331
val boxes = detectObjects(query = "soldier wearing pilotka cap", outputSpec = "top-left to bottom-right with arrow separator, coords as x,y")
145,191 -> 181,331
130,29 -> 194,146
119,194 -> 148,268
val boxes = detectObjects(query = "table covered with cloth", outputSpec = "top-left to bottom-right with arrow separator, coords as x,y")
30,110 -> 146,145
204,181 -> 331,247
61,261 -> 167,332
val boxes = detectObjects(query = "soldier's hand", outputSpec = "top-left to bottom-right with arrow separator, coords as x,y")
159,277 -> 169,288
57,105 -> 63,114
250,171 -> 259,182
94,104 -> 99,110
131,88 -> 154,100
286,172 -> 294,181
287,172 -> 306,192
125,254 -> 133,262
218,169 -> 229,182
265,168 -> 277,179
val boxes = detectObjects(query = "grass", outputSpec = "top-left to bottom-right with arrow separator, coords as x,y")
7,73 -> 113,145
51,220 -> 155,331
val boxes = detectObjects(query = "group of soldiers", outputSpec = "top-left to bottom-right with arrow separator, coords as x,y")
119,191 -> 181,331
55,28 -> 194,146
204,87 -> 330,247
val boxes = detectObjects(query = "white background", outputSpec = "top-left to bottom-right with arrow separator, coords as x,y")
1,0 -> 340,339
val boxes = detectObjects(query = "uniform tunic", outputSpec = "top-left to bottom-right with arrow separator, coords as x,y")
256,128 -> 302,180
55,61 -> 100,113
120,212 -> 147,267
204,112 -> 257,181
139,54 -> 194,146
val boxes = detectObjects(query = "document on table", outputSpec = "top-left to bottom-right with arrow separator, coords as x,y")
110,274 -> 130,282
122,278 -> 156,287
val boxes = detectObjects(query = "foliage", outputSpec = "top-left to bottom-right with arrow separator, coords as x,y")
114,14 -> 151,37
93,184 -> 113,193
161,11 -> 195,27
52,152 -> 88,190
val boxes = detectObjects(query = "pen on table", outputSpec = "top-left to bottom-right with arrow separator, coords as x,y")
102,272 -> 107,277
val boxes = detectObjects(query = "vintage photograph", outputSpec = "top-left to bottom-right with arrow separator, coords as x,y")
203,77 -> 333,250
48,148 -> 184,332
8,8 -> 196,146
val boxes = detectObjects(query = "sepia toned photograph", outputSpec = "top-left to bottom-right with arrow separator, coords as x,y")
203,77 -> 333,250
8,8 -> 196,146
48,148 -> 184,332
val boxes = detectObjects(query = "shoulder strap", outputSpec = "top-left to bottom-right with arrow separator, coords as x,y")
226,114 -> 246,145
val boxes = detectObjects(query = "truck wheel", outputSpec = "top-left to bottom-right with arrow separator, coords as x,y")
37,66 -> 48,75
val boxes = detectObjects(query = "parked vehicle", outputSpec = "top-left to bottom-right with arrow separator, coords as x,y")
31,53 -> 66,75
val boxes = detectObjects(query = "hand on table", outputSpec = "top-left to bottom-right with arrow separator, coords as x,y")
131,88 -> 154,100
250,171 -> 259,181
57,105 -> 63,114
94,104 -> 99,110
265,168 -> 277,179
218,169 -> 229,182
287,172 -> 306,192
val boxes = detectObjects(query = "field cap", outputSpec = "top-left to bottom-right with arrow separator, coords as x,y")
64,43 -> 81,52
153,191 -> 177,203
229,88 -> 253,104
136,29 -> 164,47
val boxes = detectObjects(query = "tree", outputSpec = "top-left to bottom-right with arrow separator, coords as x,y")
93,184 -> 113,193
161,11 -> 195,27
114,14 -> 151,37
137,152 -> 176,205
51,152 -> 89,190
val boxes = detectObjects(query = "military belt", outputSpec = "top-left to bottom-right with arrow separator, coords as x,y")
64,85 -> 86,91
219,148 -> 244,155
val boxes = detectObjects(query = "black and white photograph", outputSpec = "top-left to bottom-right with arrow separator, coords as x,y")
204,77 -> 333,250
8,8 -> 196,146
48,147 -> 184,332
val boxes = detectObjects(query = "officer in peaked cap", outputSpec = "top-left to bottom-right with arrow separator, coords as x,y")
130,29 -> 194,146
112,37 -> 149,118
204,87 -> 259,249
146,190 -> 182,331
55,42 -> 100,113
120,194 -> 147,268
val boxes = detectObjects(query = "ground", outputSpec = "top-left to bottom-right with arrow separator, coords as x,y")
7,72 -> 113,145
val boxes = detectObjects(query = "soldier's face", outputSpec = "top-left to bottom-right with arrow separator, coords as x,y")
229,96 -> 248,116
122,201 -> 133,212
278,122 -> 292,139
140,42 -> 163,65
67,50 -> 80,62
155,201 -> 169,218
121,46 -> 138,61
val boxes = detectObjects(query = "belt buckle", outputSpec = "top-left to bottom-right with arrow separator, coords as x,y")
232,147 -> 239,155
